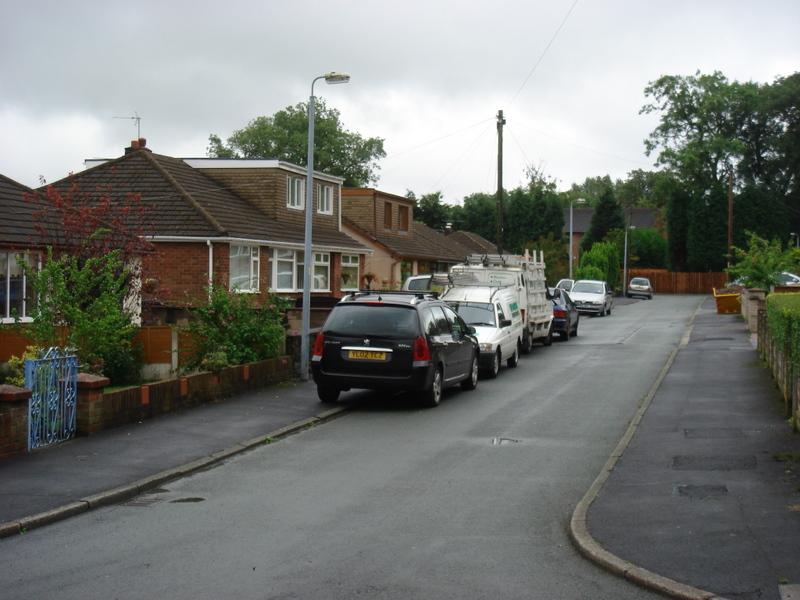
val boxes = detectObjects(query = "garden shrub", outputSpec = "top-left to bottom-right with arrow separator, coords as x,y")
766,293 -> 800,368
185,286 -> 289,371
578,242 -> 620,289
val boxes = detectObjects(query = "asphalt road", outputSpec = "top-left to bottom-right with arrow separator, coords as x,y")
0,295 -> 702,600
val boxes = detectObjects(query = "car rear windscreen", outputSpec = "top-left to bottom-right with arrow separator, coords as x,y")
407,277 -> 430,290
324,305 -> 420,338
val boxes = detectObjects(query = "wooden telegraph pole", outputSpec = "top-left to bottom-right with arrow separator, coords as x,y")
496,109 -> 506,254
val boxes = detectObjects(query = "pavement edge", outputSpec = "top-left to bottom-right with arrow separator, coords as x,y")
568,299 -> 729,600
0,404 -> 351,540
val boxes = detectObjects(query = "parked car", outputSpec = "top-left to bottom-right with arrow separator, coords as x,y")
550,288 -> 579,340
402,274 -> 432,291
555,278 -> 574,292
443,285 -> 525,378
627,276 -> 654,299
777,272 -> 800,286
570,280 -> 613,316
311,291 -> 479,407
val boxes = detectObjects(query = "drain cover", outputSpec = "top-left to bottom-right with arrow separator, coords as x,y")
673,455 -> 756,471
676,484 -> 729,499
684,428 -> 745,439
170,497 -> 206,503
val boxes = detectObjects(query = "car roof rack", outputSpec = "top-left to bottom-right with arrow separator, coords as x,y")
341,289 -> 440,304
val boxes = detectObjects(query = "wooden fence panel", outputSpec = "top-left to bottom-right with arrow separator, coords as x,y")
627,269 -> 727,294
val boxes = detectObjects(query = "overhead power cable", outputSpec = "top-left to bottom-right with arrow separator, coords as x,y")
509,0 -> 580,106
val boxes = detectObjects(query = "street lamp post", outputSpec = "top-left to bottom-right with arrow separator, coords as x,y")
300,71 -> 350,381
623,224 -> 636,296
568,198 -> 585,280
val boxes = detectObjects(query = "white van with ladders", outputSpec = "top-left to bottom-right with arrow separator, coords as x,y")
446,251 -> 553,353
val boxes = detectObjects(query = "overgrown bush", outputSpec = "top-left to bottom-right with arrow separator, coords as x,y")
22,248 -> 141,384
726,231 -> 800,290
577,242 -> 620,289
185,286 -> 289,371
766,293 -> 800,368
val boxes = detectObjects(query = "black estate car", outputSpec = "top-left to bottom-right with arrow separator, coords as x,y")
311,291 -> 480,407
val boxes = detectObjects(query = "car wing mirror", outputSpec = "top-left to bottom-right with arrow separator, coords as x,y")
500,319 -> 512,328
467,326 -> 477,335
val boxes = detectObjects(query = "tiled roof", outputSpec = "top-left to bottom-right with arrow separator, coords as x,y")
45,150 -> 365,251
562,207 -> 658,233
343,218 -> 473,262
446,230 -> 497,254
0,174 -> 46,247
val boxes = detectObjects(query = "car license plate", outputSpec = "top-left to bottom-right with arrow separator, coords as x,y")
347,350 -> 387,361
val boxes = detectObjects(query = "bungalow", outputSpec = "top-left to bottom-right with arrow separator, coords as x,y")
62,139 -> 369,324
340,188 -> 473,288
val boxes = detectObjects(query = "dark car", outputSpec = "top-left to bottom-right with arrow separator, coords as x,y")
550,288 -> 579,340
311,291 -> 480,407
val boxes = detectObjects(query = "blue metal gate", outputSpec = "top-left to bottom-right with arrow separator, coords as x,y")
25,347 -> 78,451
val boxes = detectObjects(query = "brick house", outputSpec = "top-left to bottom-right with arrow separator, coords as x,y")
0,174 -> 42,327
64,140 -> 368,324
341,188 -> 472,288
563,207 -> 659,270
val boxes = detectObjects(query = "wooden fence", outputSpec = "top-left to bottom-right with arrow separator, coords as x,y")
627,269 -> 728,294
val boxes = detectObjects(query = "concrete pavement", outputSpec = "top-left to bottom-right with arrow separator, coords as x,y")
575,297 -> 800,600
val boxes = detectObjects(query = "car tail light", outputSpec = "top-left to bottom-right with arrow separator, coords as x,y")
312,333 -> 325,357
553,309 -> 567,318
413,336 -> 431,362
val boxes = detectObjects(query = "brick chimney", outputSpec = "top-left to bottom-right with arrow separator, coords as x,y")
124,138 -> 148,154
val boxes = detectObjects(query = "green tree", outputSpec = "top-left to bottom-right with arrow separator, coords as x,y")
630,228 -> 667,268
408,190 -> 450,230
22,248 -> 141,384
459,192 -> 498,244
726,231 -> 800,289
208,100 -> 386,187
580,188 -> 624,252
578,242 -> 621,289
560,175 -> 616,207
520,233 -> 568,283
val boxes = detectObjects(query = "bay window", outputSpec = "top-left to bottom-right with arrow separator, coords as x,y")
340,255 -> 359,291
272,249 -> 330,292
229,244 -> 259,292
1,252 -> 33,322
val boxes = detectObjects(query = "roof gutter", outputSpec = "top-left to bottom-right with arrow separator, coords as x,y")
147,235 -> 371,255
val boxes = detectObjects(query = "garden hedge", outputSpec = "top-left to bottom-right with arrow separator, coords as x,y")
766,293 -> 800,368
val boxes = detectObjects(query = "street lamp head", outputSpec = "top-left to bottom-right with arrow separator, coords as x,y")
323,72 -> 350,85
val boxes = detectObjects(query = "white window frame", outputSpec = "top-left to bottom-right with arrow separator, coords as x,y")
316,183 -> 333,215
229,244 -> 260,293
340,254 -> 360,291
271,249 -> 330,292
287,176 -> 305,210
1,251 -> 34,324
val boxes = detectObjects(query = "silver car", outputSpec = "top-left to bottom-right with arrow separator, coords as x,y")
627,277 -> 654,299
570,280 -> 613,316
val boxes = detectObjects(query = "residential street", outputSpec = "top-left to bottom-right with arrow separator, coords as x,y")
2,296 -> 700,599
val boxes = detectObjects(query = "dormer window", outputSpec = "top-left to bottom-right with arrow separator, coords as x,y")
317,184 -> 333,215
398,205 -> 410,231
384,202 -> 393,230
287,176 -> 305,209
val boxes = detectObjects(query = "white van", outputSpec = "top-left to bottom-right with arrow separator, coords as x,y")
442,285 -> 524,378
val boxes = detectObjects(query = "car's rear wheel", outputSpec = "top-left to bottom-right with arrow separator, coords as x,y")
422,366 -> 443,407
573,319 -> 579,337
561,325 -> 571,341
461,355 -> 479,390
507,344 -> 519,368
317,386 -> 340,404
521,329 -> 533,354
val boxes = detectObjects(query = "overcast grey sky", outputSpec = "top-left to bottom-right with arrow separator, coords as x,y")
2,0 -> 798,203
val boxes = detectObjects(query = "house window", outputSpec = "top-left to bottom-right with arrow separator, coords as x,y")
1,252 -> 33,322
287,176 -> 305,209
384,202 -> 393,230
229,244 -> 259,292
340,255 -> 359,291
317,184 -> 333,215
272,249 -> 330,292
398,205 -> 410,231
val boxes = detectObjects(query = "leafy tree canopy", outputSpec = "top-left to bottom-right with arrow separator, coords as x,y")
726,231 -> 800,289
580,187 -> 625,252
208,100 -> 386,187
407,190 -> 450,230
